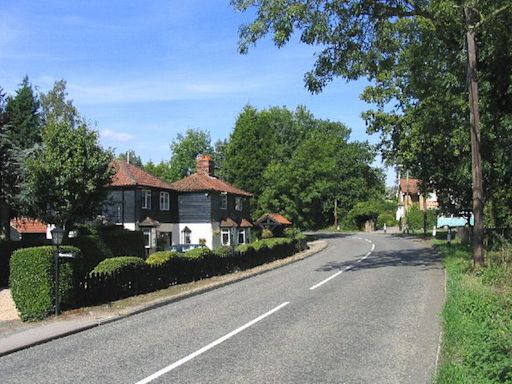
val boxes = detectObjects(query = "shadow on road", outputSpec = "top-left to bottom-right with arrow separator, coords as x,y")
316,247 -> 441,273
304,232 -> 352,240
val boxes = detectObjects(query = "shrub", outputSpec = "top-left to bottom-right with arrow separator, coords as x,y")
405,205 -> 437,233
9,245 -> 80,321
145,251 -> 177,266
261,229 -> 273,239
235,243 -> 253,256
90,256 -> 145,275
376,213 -> 396,228
283,227 -> 301,239
183,247 -> 212,260
214,246 -> 234,258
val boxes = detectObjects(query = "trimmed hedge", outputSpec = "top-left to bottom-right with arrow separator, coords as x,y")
184,247 -> 212,259
90,256 -> 145,275
9,245 -> 80,321
0,239 -> 51,287
145,251 -> 178,266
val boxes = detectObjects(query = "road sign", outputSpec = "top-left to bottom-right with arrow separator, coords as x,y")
58,252 -> 75,258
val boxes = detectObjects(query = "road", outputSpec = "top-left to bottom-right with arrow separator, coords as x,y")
0,233 -> 444,383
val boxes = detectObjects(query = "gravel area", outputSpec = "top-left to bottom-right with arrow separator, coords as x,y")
0,289 -> 19,322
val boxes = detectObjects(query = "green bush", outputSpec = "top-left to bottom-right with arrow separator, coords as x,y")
90,256 -> 145,275
261,229 -> 273,239
9,245 -> 80,321
377,212 -> 396,228
145,251 -> 177,266
405,205 -> 437,233
183,247 -> 212,260
214,246 -> 234,258
235,243 -> 253,255
1,239 -> 51,287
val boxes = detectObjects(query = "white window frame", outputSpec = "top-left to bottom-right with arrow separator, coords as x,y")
220,193 -> 227,210
221,228 -> 230,246
235,197 -> 243,211
182,229 -> 191,244
238,228 -> 246,244
142,189 -> 151,209
160,191 -> 170,211
143,228 -> 151,248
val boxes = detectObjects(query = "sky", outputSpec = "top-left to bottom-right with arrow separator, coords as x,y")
0,0 -> 394,185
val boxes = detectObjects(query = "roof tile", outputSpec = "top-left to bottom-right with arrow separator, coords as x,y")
169,173 -> 252,196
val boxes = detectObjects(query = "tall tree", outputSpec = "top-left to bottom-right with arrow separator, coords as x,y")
167,128 -> 213,182
22,81 -> 114,231
40,79 -> 78,127
143,160 -> 170,180
232,0 -> 512,264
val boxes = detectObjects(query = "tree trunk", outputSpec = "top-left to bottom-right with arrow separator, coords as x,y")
465,8 -> 485,266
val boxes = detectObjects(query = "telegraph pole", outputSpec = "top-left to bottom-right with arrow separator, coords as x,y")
465,7 -> 484,266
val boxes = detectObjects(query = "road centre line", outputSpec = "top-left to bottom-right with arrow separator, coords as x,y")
134,302 -> 290,384
309,239 -> 375,290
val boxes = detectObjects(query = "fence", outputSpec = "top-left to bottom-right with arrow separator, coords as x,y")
75,241 -> 299,307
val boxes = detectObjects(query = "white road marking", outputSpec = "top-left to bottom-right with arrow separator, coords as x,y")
134,302 -> 290,384
310,238 -> 376,290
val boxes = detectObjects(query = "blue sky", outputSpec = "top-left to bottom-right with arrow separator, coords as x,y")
0,0 -> 394,185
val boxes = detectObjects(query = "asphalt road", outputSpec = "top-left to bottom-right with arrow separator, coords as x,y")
0,233 -> 444,384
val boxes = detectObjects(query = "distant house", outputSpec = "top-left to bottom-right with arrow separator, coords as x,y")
255,213 -> 292,235
169,155 -> 253,249
396,178 -> 438,222
10,218 -> 49,242
103,160 -> 178,253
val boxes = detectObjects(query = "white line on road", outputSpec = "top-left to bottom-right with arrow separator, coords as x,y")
309,238 -> 375,290
134,302 -> 290,384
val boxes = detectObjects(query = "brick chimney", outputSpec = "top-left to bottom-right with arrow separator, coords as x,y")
196,154 -> 214,176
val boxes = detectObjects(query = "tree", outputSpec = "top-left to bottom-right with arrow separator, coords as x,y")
40,79 -> 77,127
143,160 -> 170,180
167,128 -> 213,181
232,0 -> 512,264
118,150 -> 143,167
258,121 -> 384,229
22,81 -> 114,230
0,78 -> 42,239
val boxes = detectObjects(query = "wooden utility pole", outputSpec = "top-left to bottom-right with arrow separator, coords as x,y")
465,7 -> 484,266
334,198 -> 338,228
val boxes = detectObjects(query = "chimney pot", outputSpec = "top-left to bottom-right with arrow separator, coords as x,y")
196,154 -> 214,176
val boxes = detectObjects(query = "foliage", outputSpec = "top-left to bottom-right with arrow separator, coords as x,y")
376,213 -> 396,228
145,251 -> 178,266
213,245 -> 233,258
21,81 -> 114,228
90,256 -> 145,275
9,245 -> 80,321
183,247 -> 212,260
118,150 -> 143,167
143,160 -> 170,181
39,79 -> 78,127
435,242 -> 512,383
261,229 -> 273,239
232,0 -> 512,252
166,128 -> 213,181
259,121 -> 384,229
405,205 -> 438,234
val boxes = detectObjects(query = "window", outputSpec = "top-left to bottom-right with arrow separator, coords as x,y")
220,193 -> 227,210
182,227 -> 191,244
160,192 -> 170,210
142,190 -> 151,209
221,228 -> 230,245
143,228 -> 151,248
238,229 -> 246,244
235,197 -> 243,211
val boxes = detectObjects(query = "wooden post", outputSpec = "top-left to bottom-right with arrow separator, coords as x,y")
465,7 -> 484,266
334,198 -> 338,228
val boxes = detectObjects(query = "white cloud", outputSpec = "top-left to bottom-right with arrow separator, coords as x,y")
100,129 -> 134,142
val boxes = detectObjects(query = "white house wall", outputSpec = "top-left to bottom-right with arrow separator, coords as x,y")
178,223 -> 214,249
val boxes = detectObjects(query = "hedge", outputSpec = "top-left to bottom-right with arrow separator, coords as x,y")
90,256 -> 145,275
145,251 -> 178,266
0,239 -> 51,287
9,245 -> 81,321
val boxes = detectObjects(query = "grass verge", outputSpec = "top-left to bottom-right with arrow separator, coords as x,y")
435,241 -> 512,383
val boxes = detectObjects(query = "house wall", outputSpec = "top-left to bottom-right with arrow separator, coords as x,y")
178,193 -> 212,223
178,223 -> 213,249
210,192 -> 251,222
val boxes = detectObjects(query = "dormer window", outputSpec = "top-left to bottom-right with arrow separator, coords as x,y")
235,197 -> 243,211
220,193 -> 227,210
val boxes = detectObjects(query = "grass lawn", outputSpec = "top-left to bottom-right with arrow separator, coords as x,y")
435,241 -> 512,383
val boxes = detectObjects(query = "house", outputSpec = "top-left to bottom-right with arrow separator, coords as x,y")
10,217 -> 49,241
169,155 -> 253,249
103,160 -> 179,253
396,177 -> 438,222
255,213 -> 292,235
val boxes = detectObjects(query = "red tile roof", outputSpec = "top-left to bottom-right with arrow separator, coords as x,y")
219,217 -> 254,228
239,218 -> 253,228
399,178 -> 419,194
169,173 -> 252,196
269,213 -> 292,225
111,160 -> 174,190
10,217 -> 47,234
